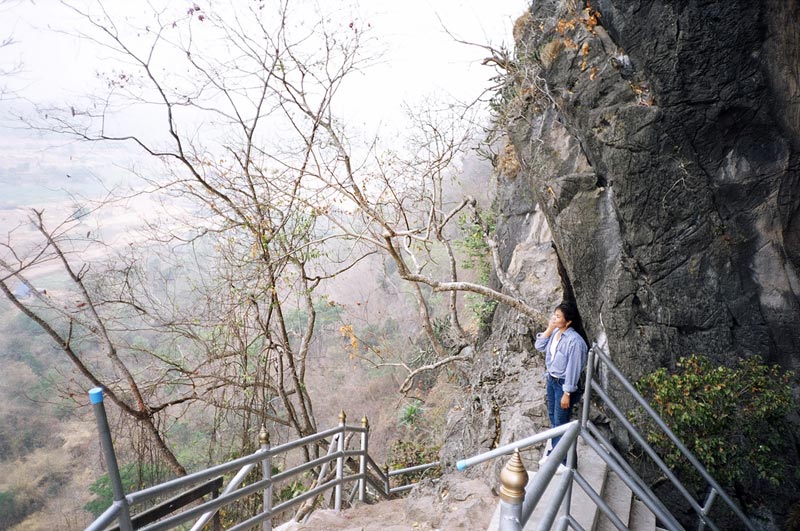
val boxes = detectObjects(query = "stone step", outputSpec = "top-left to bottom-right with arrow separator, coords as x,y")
595,471 -> 632,531
560,441 -> 608,531
628,498 -> 657,531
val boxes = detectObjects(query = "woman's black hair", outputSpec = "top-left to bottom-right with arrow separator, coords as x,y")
555,301 -> 588,342
555,301 -> 579,324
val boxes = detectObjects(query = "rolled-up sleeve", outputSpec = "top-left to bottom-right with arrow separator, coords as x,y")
562,335 -> 588,393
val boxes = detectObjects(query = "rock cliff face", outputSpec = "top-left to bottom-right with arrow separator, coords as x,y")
508,0 -> 800,376
441,0 -> 800,520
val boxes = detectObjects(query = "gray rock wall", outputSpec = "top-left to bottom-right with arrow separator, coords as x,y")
441,0 -> 800,522
509,0 -> 800,378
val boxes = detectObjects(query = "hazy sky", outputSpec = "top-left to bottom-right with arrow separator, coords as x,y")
0,0 -> 528,208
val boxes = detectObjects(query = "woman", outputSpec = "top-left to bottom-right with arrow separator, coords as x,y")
535,302 -> 588,470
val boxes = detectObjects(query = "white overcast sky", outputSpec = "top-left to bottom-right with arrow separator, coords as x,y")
0,0 -> 529,207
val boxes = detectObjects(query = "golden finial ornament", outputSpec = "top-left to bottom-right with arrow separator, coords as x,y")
338,410 -> 347,424
499,449 -> 529,503
361,415 -> 369,429
258,426 -> 269,445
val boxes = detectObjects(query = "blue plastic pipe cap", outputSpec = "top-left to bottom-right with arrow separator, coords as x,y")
456,460 -> 466,471
89,387 -> 104,404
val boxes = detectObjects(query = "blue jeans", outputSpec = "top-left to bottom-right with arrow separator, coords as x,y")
546,375 -> 577,463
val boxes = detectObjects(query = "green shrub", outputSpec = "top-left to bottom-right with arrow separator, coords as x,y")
636,354 -> 795,499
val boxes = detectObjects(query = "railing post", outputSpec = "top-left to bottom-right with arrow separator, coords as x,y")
697,487 -> 717,531
498,449 -> 528,531
581,344 -> 595,429
335,410 -> 346,511
211,483 -> 222,531
89,388 -> 134,531
260,426 -> 272,531
359,416 -> 368,503
560,439 -> 578,520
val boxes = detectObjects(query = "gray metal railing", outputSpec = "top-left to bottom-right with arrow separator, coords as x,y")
457,344 -> 757,531
85,389 -> 440,531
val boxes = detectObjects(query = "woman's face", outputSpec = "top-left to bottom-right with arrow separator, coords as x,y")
551,309 -> 569,330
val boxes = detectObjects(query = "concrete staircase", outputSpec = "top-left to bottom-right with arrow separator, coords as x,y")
488,440 -> 668,531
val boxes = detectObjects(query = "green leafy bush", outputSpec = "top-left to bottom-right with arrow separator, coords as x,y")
636,354 -> 795,499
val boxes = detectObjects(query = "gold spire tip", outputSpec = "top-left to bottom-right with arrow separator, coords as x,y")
258,426 -> 270,445
499,448 -> 528,503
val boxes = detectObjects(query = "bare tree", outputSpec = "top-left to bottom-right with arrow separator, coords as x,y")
0,209 -> 190,475
10,0 -> 383,464
0,0 -> 24,99
10,1 -> 547,472
272,95 -> 547,391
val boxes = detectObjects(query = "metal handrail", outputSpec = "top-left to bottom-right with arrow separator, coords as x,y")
366,454 -> 386,480
456,423 -> 576,470
85,390 -> 439,531
570,467 -> 626,531
456,342 -> 756,531
592,347 -> 755,530
590,381 -> 707,527
388,460 -> 441,477
189,465 -> 252,531
458,422 -> 581,529
85,502 -> 125,531
584,420 -> 678,527
534,469 -> 573,531
519,423 -> 580,515
579,426 -> 684,531
124,425 -> 342,507
127,449 -> 269,506
106,477 -> 223,531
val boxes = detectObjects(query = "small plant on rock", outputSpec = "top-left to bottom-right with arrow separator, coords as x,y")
387,399 -> 443,489
456,210 -> 498,329
399,402 -> 424,428
386,439 -> 442,488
